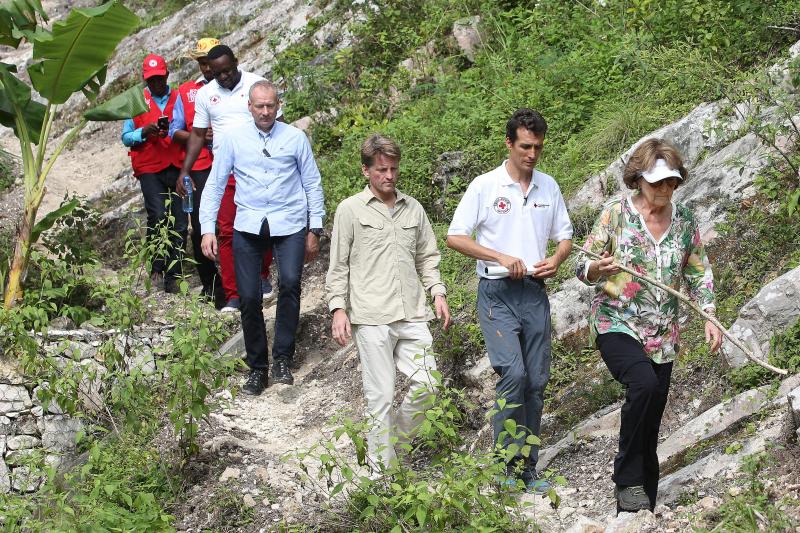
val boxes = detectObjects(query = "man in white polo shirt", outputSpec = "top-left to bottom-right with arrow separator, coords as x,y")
177,44 -> 278,312
446,108 -> 573,493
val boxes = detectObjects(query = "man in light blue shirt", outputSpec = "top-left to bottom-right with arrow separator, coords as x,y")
200,80 -> 325,394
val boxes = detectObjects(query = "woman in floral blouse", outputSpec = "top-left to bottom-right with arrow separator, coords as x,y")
576,138 -> 723,513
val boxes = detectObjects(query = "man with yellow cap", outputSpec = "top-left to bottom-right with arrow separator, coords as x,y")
170,38 -> 273,307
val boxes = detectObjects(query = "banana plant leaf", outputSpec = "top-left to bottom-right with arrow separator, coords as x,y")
0,62 -> 45,143
30,198 -> 79,243
27,1 -> 138,105
84,84 -> 148,121
0,0 -> 47,47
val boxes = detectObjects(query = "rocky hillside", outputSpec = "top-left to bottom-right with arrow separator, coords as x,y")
1,1 -> 800,531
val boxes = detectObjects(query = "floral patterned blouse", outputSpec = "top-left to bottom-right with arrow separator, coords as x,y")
575,193 -> 716,363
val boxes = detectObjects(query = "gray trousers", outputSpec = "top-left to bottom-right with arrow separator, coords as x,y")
478,277 -> 551,466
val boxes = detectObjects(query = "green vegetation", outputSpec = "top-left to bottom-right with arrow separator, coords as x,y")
118,0 -> 191,29
0,147 -> 17,194
298,377 -> 564,531
698,452 -> 796,532
276,0 -> 799,220
0,207 -> 239,529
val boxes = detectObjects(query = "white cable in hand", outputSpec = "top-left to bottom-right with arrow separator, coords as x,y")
484,265 -> 539,277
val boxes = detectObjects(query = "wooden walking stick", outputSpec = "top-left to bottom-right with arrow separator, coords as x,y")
573,244 -> 787,376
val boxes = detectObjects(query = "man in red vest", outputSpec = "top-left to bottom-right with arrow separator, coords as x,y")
121,53 -> 186,294
174,41 -> 274,312
169,38 -> 225,306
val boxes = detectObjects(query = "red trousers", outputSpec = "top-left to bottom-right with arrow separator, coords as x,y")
217,175 -> 272,300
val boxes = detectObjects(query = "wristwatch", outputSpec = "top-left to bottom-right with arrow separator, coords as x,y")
308,228 -> 323,237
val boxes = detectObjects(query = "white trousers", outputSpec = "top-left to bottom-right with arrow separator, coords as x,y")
354,320 -> 437,469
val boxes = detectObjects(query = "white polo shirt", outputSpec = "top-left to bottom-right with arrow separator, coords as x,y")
193,69 -> 282,152
448,161 -> 573,279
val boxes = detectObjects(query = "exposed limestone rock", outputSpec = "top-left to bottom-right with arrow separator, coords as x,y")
6,435 -> 41,451
538,403 -> 621,471
659,373 -> 800,469
722,266 -> 800,369
604,510 -> 658,533
220,466 -> 241,482
10,466 -> 42,493
431,151 -> 467,219
658,411 -> 784,504
789,386 -> 800,431
463,354 -> 492,389
0,460 -> 9,494
568,102 -> 722,212
550,278 -> 595,339
564,515 -> 604,533
40,415 -> 84,453
452,16 -> 482,62
0,385 -> 32,415
0,416 -> 11,434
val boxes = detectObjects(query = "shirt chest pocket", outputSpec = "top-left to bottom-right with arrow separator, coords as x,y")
397,220 -> 418,250
358,217 -> 385,247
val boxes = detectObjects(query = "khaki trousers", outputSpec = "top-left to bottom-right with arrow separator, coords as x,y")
354,320 -> 437,469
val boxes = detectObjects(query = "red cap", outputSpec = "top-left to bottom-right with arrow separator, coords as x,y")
142,53 -> 168,79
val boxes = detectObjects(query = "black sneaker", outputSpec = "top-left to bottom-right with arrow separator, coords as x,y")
615,485 -> 651,513
164,277 -> 180,294
242,369 -> 268,395
271,360 -> 294,385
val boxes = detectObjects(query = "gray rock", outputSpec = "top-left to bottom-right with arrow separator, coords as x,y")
32,383 -> 63,415
564,515 -> 604,533
550,278 -> 595,339
48,316 -> 76,330
5,448 -> 37,466
538,403 -> 621,471
605,510 -> 658,533
452,16 -> 482,62
569,102 -> 722,212
462,354 -> 492,389
0,460 -> 9,494
658,412 -> 784,504
673,133 -> 771,237
789,386 -> 800,431
40,415 -> 84,452
0,435 -> 5,455
0,360 -> 25,385
220,466 -> 241,482
659,374 -> 800,468
722,266 -> 800,369
0,416 -> 11,435
10,466 -> 42,493
431,151 -> 467,219
6,435 -> 41,451
14,414 -> 40,436
0,385 -> 32,415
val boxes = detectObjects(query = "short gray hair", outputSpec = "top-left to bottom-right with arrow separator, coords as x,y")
248,80 -> 277,100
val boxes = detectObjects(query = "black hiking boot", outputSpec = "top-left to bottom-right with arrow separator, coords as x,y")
242,369 -> 268,396
271,359 -> 294,385
615,485 -> 651,513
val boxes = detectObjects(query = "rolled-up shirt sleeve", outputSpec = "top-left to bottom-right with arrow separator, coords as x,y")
199,136 -> 234,235
415,209 -> 446,297
121,118 -> 144,147
296,133 -> 325,229
447,182 -> 481,236
325,203 -> 354,312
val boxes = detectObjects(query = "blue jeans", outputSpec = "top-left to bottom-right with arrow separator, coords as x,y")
138,166 -> 187,279
477,277 -> 551,467
233,224 -> 305,370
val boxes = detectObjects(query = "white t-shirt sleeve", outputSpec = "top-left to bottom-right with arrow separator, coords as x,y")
448,181 -> 482,236
549,186 -> 574,241
193,91 -> 211,129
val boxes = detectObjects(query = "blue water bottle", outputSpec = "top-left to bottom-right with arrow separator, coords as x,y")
182,175 -> 193,213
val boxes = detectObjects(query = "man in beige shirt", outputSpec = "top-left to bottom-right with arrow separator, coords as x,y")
326,134 -> 451,471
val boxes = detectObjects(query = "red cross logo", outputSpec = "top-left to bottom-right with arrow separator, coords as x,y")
493,196 -> 511,214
